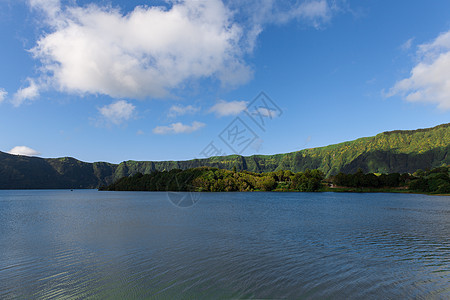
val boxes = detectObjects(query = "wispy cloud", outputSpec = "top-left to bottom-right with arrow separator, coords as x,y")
0,88 -> 7,103
29,0 -> 61,20
8,146 -> 41,156
253,107 -> 280,118
279,0 -> 332,26
229,0 -> 334,51
98,100 -> 136,125
209,100 -> 247,117
12,79 -> 39,107
168,104 -> 200,118
387,30 -> 450,110
153,121 -> 205,135
401,37 -> 414,51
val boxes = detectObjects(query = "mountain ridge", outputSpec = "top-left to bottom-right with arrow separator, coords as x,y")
0,123 -> 448,189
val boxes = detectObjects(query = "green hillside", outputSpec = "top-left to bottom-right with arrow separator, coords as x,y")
0,123 -> 448,189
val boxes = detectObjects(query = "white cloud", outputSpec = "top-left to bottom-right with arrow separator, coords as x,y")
28,0 -> 252,99
8,146 -> 41,156
388,30 -> 450,109
98,100 -> 136,125
153,121 -> 205,135
20,0 -> 339,103
0,88 -> 7,103
209,100 -> 247,117
12,79 -> 39,107
168,104 -> 200,118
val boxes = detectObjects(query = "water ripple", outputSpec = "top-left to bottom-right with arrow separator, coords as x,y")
0,191 -> 449,299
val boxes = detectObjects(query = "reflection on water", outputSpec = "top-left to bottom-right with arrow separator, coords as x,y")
0,190 -> 449,299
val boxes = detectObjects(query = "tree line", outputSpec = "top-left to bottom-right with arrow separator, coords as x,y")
100,167 -> 325,192
100,165 -> 449,194
333,166 -> 449,194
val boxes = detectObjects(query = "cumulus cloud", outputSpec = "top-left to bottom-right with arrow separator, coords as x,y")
388,30 -> 450,109
168,104 -> 200,118
209,100 -> 248,117
28,0 -> 252,100
153,121 -> 205,134
12,79 -> 40,107
98,100 -> 136,125
8,146 -> 41,156
18,0 -> 338,104
0,88 -> 7,103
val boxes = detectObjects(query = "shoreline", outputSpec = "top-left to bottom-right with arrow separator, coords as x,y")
322,187 -> 449,196
98,187 -> 450,196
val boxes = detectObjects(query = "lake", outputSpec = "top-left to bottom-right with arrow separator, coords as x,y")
0,190 -> 449,299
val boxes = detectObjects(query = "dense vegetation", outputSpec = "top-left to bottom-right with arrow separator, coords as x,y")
332,166 -> 449,194
102,165 -> 450,194
1,123 -> 449,189
333,169 -> 412,189
408,167 -> 450,194
100,167 -> 325,192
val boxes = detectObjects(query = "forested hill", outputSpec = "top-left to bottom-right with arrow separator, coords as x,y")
0,123 -> 449,189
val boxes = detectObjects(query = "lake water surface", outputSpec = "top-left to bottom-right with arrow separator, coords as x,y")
0,190 -> 449,299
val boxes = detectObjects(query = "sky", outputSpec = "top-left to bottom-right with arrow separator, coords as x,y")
0,0 -> 450,163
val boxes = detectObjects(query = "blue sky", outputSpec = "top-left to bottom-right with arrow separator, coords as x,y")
1,0 -> 450,163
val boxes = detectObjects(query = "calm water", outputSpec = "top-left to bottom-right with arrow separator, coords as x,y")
0,190 -> 449,299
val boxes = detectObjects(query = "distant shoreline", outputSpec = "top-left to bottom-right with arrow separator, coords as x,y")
323,187 -> 449,196
0,188 -> 448,196
96,187 -> 450,196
